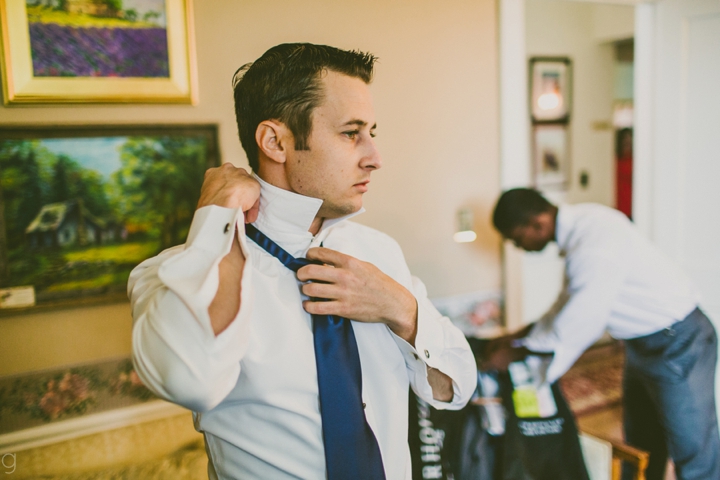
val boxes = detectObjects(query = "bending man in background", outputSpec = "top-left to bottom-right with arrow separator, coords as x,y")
484,188 -> 719,480
128,43 -> 476,480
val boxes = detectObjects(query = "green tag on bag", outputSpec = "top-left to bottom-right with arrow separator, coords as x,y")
513,386 -> 541,418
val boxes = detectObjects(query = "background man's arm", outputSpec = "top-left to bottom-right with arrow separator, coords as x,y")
482,250 -> 627,382
480,323 -> 536,372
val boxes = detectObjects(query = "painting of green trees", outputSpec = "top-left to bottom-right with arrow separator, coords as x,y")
0,125 -> 218,309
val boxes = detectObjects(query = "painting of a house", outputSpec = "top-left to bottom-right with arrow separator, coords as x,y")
25,200 -> 125,248
64,0 -> 120,17
0,125 -> 218,309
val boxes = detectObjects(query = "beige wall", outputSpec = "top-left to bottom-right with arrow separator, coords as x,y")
593,4 -> 635,43
526,0 -> 633,207
0,303 -> 132,376
0,0 -> 501,376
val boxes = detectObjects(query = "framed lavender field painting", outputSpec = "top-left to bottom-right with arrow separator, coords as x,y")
0,0 -> 197,104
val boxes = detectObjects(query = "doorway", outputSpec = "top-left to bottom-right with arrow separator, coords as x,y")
501,0 -> 636,329
499,1 -> 720,478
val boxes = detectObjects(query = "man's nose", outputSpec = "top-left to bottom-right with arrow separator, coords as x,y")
361,138 -> 382,170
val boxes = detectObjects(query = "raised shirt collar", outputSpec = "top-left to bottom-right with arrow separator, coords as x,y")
251,174 -> 364,254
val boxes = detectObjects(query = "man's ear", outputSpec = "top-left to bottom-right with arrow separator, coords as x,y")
256,120 -> 291,165
528,214 -> 547,234
529,215 -> 545,233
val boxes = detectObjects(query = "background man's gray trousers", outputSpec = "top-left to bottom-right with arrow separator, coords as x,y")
623,308 -> 719,480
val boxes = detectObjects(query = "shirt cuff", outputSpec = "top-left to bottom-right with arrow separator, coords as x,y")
393,295 -> 446,368
185,205 -> 243,256
522,321 -> 559,353
158,206 -> 244,340
392,296 -> 476,409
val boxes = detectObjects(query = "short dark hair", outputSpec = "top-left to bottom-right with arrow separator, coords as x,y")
492,188 -> 554,236
232,43 -> 377,171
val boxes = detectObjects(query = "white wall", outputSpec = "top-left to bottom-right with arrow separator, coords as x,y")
0,0 -> 502,375
508,0 -> 634,327
526,0 -> 633,207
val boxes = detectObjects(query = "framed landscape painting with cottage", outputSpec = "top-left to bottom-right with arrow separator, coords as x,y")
0,0 -> 197,104
0,124 -> 218,314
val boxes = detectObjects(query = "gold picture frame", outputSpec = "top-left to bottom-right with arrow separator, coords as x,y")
0,0 -> 197,105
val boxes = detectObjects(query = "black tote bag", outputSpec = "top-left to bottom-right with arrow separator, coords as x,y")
409,337 -> 591,480
497,372 -> 590,480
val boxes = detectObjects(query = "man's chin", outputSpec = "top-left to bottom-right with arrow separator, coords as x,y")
530,242 -> 550,252
522,241 -> 547,252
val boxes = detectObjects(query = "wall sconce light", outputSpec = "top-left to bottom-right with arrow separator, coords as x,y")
453,207 -> 477,243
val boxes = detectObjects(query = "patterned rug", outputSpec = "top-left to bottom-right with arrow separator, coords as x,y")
559,341 -> 625,417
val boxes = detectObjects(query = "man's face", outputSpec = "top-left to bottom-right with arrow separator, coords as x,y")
285,70 -> 381,219
506,215 -> 553,252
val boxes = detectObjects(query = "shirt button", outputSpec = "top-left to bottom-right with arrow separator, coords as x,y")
424,350 -> 430,359
413,353 -> 419,361
362,402 -> 367,409
223,223 -> 230,233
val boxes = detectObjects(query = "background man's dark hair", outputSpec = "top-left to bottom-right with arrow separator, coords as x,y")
232,43 -> 377,171
492,188 -> 554,236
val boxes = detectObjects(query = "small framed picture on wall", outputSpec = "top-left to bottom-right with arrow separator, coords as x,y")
529,57 -> 572,123
533,123 -> 569,190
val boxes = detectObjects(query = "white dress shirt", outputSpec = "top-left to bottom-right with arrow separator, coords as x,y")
129,176 -> 477,480
523,203 -> 700,383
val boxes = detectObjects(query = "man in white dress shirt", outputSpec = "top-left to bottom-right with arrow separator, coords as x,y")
484,188 -> 719,480
128,43 -> 476,479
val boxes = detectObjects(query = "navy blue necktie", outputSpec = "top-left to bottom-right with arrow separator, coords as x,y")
245,223 -> 386,480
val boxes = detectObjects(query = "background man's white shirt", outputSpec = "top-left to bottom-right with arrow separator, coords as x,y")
522,203 -> 699,383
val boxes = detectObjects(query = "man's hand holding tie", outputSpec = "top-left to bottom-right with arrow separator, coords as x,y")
297,247 -> 418,344
297,247 -> 454,402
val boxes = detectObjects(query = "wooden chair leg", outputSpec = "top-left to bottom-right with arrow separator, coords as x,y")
581,427 -> 649,480
612,457 -> 622,480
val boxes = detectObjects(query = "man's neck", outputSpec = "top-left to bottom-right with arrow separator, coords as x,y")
257,163 -> 291,192
258,165 -> 321,235
310,217 -> 324,236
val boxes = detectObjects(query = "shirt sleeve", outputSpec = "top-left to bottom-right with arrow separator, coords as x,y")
129,205 -> 255,412
522,248 -> 629,383
391,276 -> 478,411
